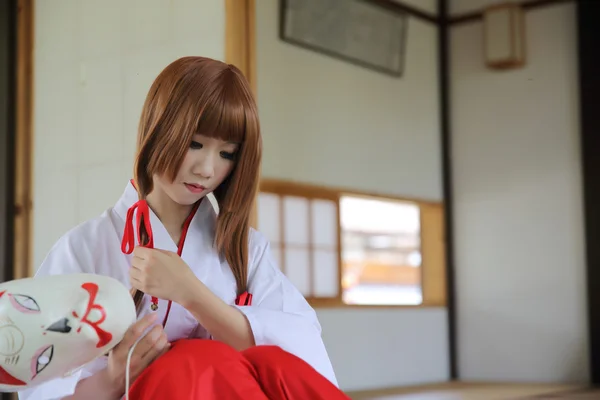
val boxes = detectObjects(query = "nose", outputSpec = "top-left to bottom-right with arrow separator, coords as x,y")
193,153 -> 215,179
46,317 -> 72,333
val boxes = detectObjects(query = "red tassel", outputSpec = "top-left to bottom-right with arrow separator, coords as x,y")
235,291 -> 253,306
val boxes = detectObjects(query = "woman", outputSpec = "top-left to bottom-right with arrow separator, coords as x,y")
18,57 -> 347,400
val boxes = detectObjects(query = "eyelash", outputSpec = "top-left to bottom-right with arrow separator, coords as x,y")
190,141 -> 236,160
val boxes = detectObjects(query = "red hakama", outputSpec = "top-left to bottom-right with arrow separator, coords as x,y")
127,339 -> 351,399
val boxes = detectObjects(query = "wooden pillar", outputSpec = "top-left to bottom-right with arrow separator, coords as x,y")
225,0 -> 258,228
577,0 -> 600,384
225,0 -> 256,92
13,0 -> 34,280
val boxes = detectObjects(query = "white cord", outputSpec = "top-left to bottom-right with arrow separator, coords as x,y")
125,334 -> 145,400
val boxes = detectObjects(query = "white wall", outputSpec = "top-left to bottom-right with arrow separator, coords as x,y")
391,0 -> 438,15
258,0 -> 442,201
450,2 -> 588,383
257,0 -> 448,391
450,0 -> 502,16
32,0 -> 225,269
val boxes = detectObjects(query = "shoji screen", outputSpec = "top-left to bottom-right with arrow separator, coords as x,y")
257,192 -> 341,300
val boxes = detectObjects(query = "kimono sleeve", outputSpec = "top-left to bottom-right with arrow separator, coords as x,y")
18,228 -> 109,400
235,231 -> 339,387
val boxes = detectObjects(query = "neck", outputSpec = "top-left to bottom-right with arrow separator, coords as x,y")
146,190 -> 194,243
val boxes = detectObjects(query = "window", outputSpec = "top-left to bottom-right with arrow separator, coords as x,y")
340,195 -> 422,305
257,179 -> 446,307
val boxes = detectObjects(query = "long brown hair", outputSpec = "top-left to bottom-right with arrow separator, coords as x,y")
130,56 -> 261,311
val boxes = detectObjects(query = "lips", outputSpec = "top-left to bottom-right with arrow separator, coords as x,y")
184,183 -> 206,194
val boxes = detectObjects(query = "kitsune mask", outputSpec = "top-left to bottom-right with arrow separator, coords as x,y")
0,273 -> 136,392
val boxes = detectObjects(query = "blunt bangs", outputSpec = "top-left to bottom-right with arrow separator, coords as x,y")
195,69 -> 252,145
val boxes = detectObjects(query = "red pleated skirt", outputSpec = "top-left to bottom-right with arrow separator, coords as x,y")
127,339 -> 351,400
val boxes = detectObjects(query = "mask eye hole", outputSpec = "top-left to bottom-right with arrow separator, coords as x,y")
46,318 -> 71,334
32,345 -> 53,379
9,294 -> 40,313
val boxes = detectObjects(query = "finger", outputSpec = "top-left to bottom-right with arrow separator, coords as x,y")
133,246 -> 150,260
129,278 -> 143,292
129,267 -> 143,282
141,340 -> 171,366
131,340 -> 170,378
154,341 -> 172,361
130,256 -> 144,270
129,276 -> 144,292
137,336 -> 170,374
119,313 -> 158,349
132,254 -> 146,264
155,249 -> 175,256
134,325 -> 166,361
142,331 -> 169,362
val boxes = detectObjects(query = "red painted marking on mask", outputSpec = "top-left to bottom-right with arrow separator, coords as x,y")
72,283 -> 112,348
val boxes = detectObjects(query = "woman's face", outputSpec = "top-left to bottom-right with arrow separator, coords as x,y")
154,133 -> 239,206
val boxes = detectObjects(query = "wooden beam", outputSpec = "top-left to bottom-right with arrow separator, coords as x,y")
450,0 -> 573,25
367,0 -> 439,24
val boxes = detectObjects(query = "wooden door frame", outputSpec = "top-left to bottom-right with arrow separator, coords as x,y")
13,0 -> 33,280
4,0 -> 34,283
3,1 -> 31,398
1,0 -> 17,291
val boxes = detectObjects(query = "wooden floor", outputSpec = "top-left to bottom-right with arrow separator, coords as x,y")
346,382 -> 595,400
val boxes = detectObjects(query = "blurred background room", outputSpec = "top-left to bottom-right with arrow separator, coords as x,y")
2,0 -> 600,398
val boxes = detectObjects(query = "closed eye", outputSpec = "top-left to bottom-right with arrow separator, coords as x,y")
220,151 -> 236,160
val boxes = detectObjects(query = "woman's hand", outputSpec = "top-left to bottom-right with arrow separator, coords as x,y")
129,247 -> 198,304
105,313 -> 170,396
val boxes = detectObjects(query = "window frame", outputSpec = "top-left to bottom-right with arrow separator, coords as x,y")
258,178 -> 447,308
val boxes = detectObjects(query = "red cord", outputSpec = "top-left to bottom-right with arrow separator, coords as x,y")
121,199 -> 158,310
120,190 -> 253,315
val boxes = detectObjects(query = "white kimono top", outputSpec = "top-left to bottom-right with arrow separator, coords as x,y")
18,181 -> 337,400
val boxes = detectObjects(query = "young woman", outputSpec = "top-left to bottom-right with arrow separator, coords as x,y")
18,57 -> 348,400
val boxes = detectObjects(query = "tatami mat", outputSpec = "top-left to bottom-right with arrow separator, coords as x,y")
347,382 -> 590,400
521,388 -> 600,399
